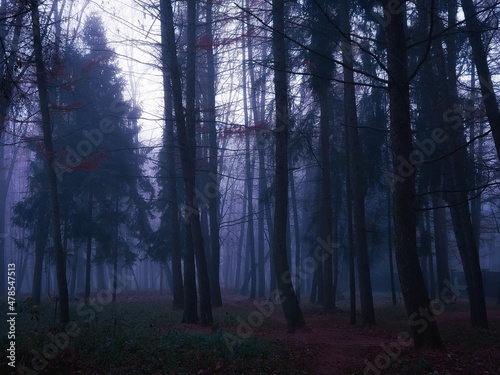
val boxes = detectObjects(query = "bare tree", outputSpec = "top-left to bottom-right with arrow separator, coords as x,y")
271,0 -> 305,332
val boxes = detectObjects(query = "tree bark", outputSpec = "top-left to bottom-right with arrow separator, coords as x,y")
433,10 -> 489,329
159,6 -> 184,309
30,0 -> 69,325
85,190 -> 93,306
271,0 -> 305,332
340,0 -> 375,326
185,0 -> 213,325
383,0 -> 442,348
205,0 -> 222,308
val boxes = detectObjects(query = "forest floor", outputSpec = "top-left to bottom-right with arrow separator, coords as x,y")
1,291 -> 499,375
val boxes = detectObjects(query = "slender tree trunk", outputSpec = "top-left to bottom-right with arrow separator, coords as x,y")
388,187 -> 397,306
234,182 -> 247,293
242,39 -> 256,299
247,17 -> 267,299
317,84 -> 334,311
160,10 -> 184,309
340,0 -> 375,326
69,242 -> 80,296
271,0 -> 305,332
432,195 -> 450,297
383,0 -> 442,348
32,209 -> 48,305
31,0 -> 69,324
185,0 -> 212,325
161,0 -> 212,325
290,170 -> 301,302
434,11 -> 488,329
85,190 -> 93,305
205,0 -> 222,308
112,197 -> 119,303
346,125 -> 356,324
183,222 -> 198,323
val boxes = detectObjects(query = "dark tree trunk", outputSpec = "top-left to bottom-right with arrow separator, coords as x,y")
31,0 -> 69,325
271,0 -> 305,332
432,195 -> 450,298
318,84 -> 334,311
387,187 -> 397,306
32,210 -> 48,305
383,0 -> 442,348
159,8 -> 184,309
289,170 -> 301,302
241,36 -> 256,299
340,0 -> 375,326
433,11 -> 489,329
161,0 -> 213,325
247,21 -> 267,299
182,222 -> 198,323
85,190 -> 93,306
185,0 -> 213,325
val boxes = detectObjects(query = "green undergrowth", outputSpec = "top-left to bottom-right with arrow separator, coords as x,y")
0,297 -> 312,375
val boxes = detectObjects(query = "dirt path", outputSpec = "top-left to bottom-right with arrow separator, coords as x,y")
204,298 -> 500,374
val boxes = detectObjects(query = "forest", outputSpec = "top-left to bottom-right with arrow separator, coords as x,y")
0,0 -> 500,374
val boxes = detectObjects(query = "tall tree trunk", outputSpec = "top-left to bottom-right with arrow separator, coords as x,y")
242,38 -> 256,299
161,0 -> 213,325
160,10 -> 184,309
271,0 -> 305,332
346,124 -> 356,324
290,169 -> 301,302
340,0 -> 375,326
434,9 -> 489,329
247,16 -> 267,299
318,86 -> 334,311
383,0 -> 442,348
185,0 -> 213,325
205,0 -> 222,308
30,0 -> 69,325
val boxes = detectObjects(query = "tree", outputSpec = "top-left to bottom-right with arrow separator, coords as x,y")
160,0 -> 213,325
271,0 -> 305,332
307,0 -> 335,312
158,2 -> 184,311
30,0 -> 69,324
339,0 -> 376,326
382,0 -> 442,348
